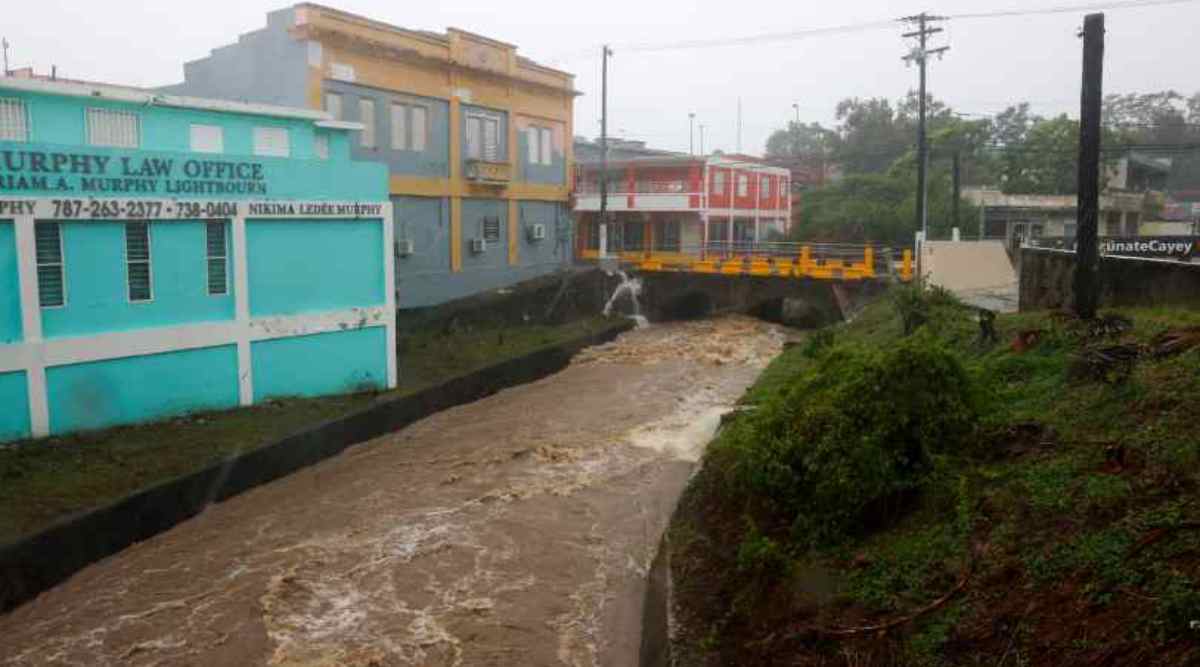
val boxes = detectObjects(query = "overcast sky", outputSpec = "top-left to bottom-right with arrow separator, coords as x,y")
5,0 -> 1199,155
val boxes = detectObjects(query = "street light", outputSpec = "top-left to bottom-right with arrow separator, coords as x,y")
699,124 -> 706,156
689,112 -> 696,155
791,103 -> 801,156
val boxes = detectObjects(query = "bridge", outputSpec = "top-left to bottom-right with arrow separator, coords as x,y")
581,241 -> 914,282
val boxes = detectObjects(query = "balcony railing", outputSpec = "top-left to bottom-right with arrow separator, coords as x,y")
465,159 -> 511,185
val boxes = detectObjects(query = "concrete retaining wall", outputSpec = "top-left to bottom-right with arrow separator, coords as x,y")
0,320 -> 632,615
1019,247 -> 1200,311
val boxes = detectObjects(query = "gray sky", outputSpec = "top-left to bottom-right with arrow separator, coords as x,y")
5,0 -> 1199,156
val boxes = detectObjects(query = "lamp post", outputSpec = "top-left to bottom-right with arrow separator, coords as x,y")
699,124 -> 706,156
689,112 -> 695,155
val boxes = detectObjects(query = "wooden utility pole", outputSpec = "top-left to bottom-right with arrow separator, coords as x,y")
901,13 -> 948,245
1073,13 -> 1105,319
599,45 -> 612,257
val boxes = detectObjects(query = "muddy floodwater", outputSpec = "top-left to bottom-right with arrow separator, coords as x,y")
0,316 -> 784,667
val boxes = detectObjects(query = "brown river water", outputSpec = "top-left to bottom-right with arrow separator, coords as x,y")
0,316 -> 784,667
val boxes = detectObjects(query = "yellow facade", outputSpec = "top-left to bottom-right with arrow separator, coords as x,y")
291,3 -> 577,271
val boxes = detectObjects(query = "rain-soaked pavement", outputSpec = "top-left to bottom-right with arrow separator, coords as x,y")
0,316 -> 784,667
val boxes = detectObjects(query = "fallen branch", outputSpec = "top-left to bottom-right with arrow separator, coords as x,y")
795,564 -> 972,638
1126,521 -> 1200,561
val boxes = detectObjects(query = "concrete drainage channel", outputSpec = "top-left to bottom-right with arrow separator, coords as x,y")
0,320 -> 633,615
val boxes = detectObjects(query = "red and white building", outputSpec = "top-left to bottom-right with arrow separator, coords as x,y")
573,155 -> 792,257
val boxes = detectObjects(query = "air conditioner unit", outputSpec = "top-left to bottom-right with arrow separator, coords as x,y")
395,238 -> 414,257
527,224 -> 547,241
470,237 -> 487,254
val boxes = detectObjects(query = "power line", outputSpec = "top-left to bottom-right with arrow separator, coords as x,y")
548,0 -> 1200,61
947,0 -> 1200,20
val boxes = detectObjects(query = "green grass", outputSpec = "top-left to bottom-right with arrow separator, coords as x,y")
669,294 -> 1200,665
0,315 -> 619,546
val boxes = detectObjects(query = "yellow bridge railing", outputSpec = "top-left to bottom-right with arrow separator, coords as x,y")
582,242 -> 914,282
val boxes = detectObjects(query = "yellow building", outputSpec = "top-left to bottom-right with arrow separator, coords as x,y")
163,4 -> 579,307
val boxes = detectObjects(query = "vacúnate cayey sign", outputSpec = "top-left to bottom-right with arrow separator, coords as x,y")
0,147 -> 269,196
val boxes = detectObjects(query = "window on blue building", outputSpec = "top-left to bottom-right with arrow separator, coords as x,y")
86,108 -> 139,148
189,124 -> 224,154
253,127 -> 290,157
390,102 -> 428,152
125,223 -> 152,302
359,99 -> 376,149
35,223 -> 64,308
314,132 -> 330,160
0,98 -> 29,142
206,221 -> 228,295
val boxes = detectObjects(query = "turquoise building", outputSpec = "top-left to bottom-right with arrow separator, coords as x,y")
0,76 -> 393,441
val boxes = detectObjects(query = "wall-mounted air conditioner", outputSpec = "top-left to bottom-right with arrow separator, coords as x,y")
527,224 -> 547,241
470,238 -> 487,254
395,239 -> 414,256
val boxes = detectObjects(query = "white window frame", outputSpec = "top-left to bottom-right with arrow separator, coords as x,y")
736,174 -> 748,197
466,112 -> 501,162
761,175 -> 771,201
358,98 -> 376,149
314,132 -> 330,160
713,171 -> 726,193
189,123 -> 224,154
253,126 -> 290,157
86,107 -> 140,148
391,102 -> 429,152
35,222 -> 66,308
125,221 -> 153,303
325,92 -> 343,120
0,98 -> 30,142
206,220 -> 229,296
527,126 -> 554,166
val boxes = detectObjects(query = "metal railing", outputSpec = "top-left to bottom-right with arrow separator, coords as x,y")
580,241 -> 913,282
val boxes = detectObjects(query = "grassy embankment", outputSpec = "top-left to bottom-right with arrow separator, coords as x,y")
670,289 -> 1200,666
0,316 -> 615,546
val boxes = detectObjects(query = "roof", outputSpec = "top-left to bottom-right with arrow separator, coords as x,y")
576,153 -> 789,175
0,76 -> 352,125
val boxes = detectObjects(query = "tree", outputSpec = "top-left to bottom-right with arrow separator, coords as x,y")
764,121 -> 837,159
997,114 -> 1080,195
830,97 -> 912,174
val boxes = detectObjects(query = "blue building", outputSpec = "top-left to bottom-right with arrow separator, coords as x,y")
0,76 -> 393,441
159,4 -> 579,309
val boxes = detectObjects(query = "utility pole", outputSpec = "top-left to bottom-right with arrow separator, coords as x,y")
736,97 -> 742,153
901,12 -> 948,278
1074,13 -> 1105,319
1,39 -> 9,77
599,45 -> 612,258
699,124 -> 706,155
952,149 -> 961,233
792,103 -> 800,156
689,112 -> 695,155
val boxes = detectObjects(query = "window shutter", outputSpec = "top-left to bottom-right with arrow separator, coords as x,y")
87,108 -> 139,148
189,124 -> 224,153
35,223 -> 64,307
314,133 -> 329,160
206,221 -> 228,295
359,99 -> 376,148
253,127 -> 290,157
125,222 -> 152,302
527,127 -> 539,165
482,216 -> 501,242
0,99 -> 29,142
466,116 -> 480,159
483,118 -> 498,161
411,106 -> 427,151
540,128 -> 552,166
391,103 -> 407,150
325,93 -> 343,120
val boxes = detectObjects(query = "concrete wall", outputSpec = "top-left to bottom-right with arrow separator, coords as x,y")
1019,247 -> 1200,311
0,222 -> 21,344
393,195 -> 571,308
157,8 -> 309,109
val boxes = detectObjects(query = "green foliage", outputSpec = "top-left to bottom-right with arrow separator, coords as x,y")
716,333 -> 981,547
736,521 -> 789,580
800,327 -> 836,358
889,284 -> 963,335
